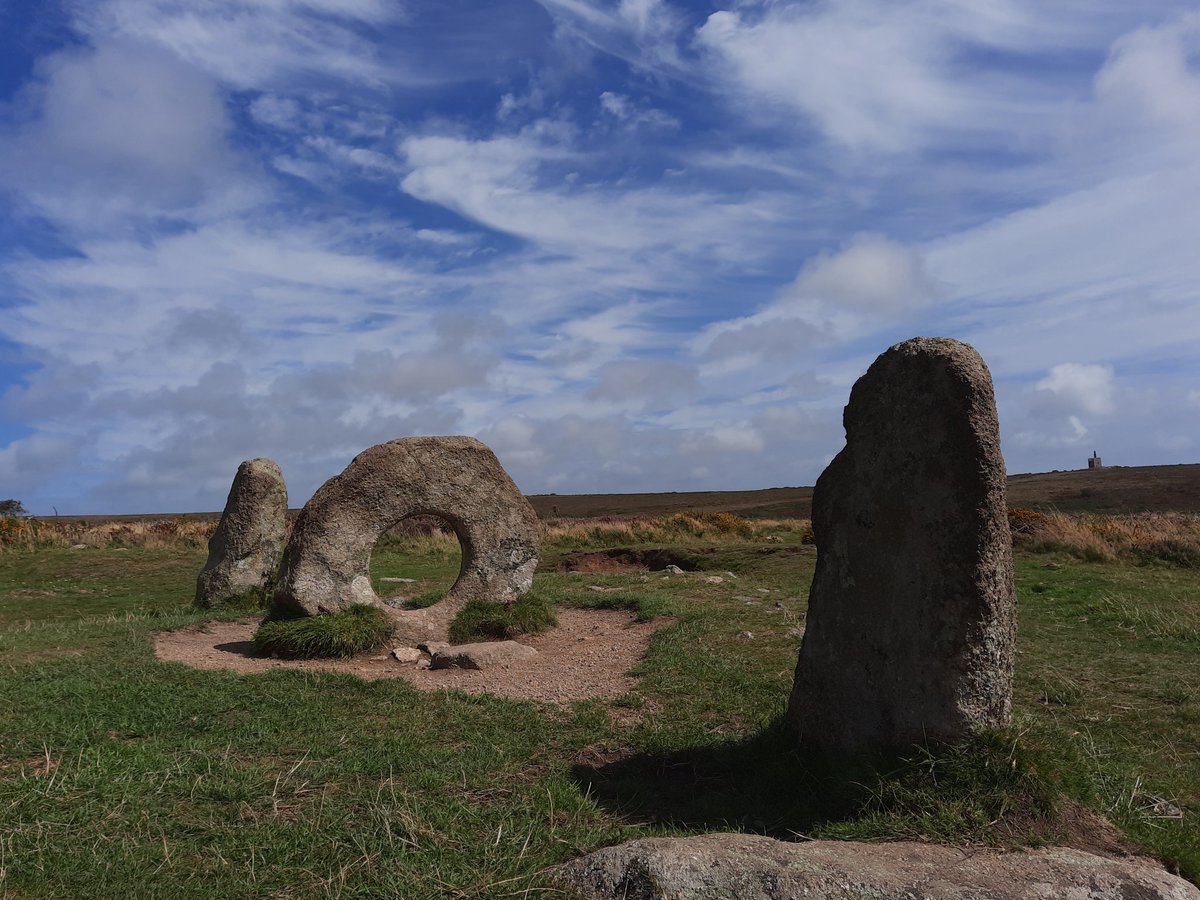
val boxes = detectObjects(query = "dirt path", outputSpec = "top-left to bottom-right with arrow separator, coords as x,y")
154,608 -> 672,704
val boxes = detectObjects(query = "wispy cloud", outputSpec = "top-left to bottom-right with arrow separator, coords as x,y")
1,0 -> 1198,512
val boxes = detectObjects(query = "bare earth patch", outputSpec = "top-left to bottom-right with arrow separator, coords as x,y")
154,608 -> 671,704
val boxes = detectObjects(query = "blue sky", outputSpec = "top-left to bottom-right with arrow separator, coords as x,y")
2,0 -> 1199,514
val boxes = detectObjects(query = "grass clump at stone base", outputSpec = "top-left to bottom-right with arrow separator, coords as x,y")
252,604 -> 395,659
448,591 -> 558,643
815,730 -> 1073,844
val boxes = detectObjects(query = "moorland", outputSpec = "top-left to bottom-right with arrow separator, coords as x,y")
1,465 -> 1198,896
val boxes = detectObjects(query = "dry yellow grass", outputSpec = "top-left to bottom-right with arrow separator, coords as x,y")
10,507 -> 1195,568
1009,507 -> 1200,565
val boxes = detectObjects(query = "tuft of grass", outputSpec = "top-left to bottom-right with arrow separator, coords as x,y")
252,604 -> 395,659
447,592 -> 558,643
818,730 -> 1067,845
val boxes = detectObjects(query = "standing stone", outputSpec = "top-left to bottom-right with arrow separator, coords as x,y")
788,337 -> 1015,753
195,458 -> 288,608
272,437 -> 540,645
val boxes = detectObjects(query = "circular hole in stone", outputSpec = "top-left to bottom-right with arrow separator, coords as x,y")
369,514 -> 463,610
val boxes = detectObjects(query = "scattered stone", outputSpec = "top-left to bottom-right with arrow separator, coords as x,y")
379,577 -> 417,584
702,575 -> 724,585
391,647 -> 422,664
737,631 -> 755,640
587,585 -> 619,592
789,338 -> 1015,754
195,458 -> 288,609
1140,793 -> 1185,819
272,436 -> 541,645
430,640 -> 538,670
663,564 -> 684,575
723,571 -> 738,579
756,588 -> 770,594
419,641 -> 451,656
552,834 -> 1200,900
71,544 -> 86,550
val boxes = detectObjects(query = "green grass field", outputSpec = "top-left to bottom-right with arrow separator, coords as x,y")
1,520 -> 1197,897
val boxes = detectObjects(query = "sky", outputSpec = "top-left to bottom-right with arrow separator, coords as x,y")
1,0 -> 1199,515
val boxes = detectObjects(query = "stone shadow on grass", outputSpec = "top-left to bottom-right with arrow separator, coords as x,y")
570,719 -> 1095,849
570,719 -> 877,838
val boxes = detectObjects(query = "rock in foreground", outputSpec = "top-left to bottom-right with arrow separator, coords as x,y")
429,640 -> 537,670
552,834 -> 1200,900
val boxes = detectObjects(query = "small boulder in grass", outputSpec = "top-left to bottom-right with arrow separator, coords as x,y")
430,640 -> 538,670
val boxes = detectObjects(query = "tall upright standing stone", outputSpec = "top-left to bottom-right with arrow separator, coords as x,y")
788,337 -> 1015,753
195,458 -> 288,608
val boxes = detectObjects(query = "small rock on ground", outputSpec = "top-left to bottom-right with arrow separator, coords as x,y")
391,647 -> 422,663
703,575 -> 724,585
663,564 -> 684,574
430,640 -> 538,670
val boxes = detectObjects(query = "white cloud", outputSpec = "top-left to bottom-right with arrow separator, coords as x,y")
74,0 -> 413,89
0,40 -> 253,233
694,1 -> 1194,155
788,233 -> 939,311
587,359 -> 698,409
1035,363 -> 1115,416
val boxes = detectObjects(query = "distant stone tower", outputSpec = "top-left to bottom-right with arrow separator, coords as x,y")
1088,451 -> 1103,470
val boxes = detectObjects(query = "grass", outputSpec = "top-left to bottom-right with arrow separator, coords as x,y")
0,512 -> 1197,895
446,591 -> 558,644
252,604 -> 396,659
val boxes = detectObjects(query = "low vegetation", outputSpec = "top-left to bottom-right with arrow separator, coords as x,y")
252,604 -> 396,659
447,591 -> 558,644
0,509 -> 1197,896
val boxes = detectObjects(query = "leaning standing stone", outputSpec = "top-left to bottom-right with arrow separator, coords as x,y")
194,458 -> 288,608
788,337 -> 1015,753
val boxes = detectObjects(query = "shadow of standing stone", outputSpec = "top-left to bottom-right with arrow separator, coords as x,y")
195,458 -> 288,608
788,337 -> 1015,753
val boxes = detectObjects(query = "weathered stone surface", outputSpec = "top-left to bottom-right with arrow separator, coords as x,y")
272,437 -> 540,644
430,640 -> 537,670
788,337 -> 1015,753
391,647 -> 422,664
195,458 -> 288,608
552,834 -> 1200,900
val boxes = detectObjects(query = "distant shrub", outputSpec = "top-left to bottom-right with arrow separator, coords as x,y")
1132,539 -> 1200,569
1007,507 -> 1051,535
252,605 -> 395,659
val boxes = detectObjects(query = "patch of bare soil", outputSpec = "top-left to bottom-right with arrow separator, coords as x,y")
558,548 -> 699,573
993,797 -> 1149,862
154,609 -> 673,704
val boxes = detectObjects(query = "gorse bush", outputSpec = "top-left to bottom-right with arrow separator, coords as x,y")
252,604 -> 396,659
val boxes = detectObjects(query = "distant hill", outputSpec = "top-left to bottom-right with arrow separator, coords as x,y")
35,463 -> 1200,523
1004,464 -> 1200,515
528,463 -> 1200,519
